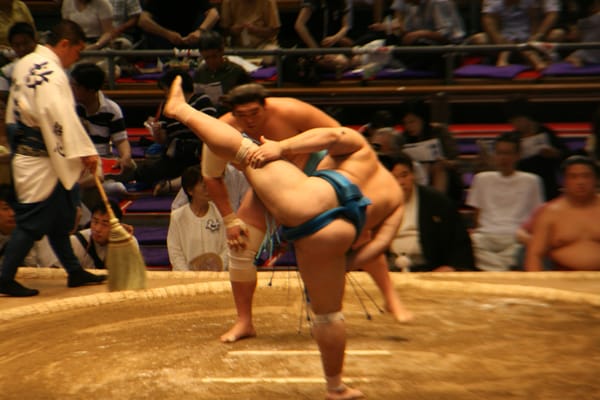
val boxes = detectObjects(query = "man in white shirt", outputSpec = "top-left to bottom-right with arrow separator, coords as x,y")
466,132 -> 544,271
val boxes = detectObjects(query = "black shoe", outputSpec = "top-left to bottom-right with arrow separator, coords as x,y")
67,269 -> 107,288
0,279 -> 39,297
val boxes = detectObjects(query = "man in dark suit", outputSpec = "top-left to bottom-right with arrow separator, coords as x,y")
381,152 -> 476,272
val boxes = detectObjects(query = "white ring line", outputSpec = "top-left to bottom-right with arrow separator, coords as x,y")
227,350 -> 392,356
200,377 -> 372,384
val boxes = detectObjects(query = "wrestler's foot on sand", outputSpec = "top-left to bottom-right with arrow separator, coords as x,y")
220,321 -> 257,343
385,300 -> 414,323
0,279 -> 39,297
326,384 -> 364,400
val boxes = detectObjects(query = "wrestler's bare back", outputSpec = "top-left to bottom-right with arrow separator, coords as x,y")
545,195 -> 600,270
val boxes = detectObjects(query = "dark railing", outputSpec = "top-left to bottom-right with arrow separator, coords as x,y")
81,42 -> 600,89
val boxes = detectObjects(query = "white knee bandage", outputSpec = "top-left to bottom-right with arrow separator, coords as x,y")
201,145 -> 228,178
228,224 -> 265,282
234,137 -> 257,166
312,311 -> 345,325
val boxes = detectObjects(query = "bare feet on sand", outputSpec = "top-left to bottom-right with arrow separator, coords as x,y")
326,385 -> 365,400
385,300 -> 414,323
220,321 -> 257,343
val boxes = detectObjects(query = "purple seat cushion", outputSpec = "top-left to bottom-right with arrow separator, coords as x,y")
135,226 -> 168,245
454,64 -> 530,79
126,196 -> 173,212
250,66 -> 277,80
541,62 -> 600,76
140,246 -> 170,266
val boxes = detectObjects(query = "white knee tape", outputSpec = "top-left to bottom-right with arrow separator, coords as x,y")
234,137 -> 257,166
201,145 -> 228,178
312,311 -> 345,325
228,224 -> 265,282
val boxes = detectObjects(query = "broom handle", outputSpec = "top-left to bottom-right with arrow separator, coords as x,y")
93,173 -> 118,221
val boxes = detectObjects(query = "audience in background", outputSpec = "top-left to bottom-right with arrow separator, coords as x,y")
382,153 -> 476,272
525,155 -> 600,271
109,69 -> 216,196
400,99 -> 463,204
60,0 -> 114,50
466,132 -> 544,271
504,96 -> 569,200
167,165 -> 227,271
108,0 -> 142,47
584,104 -> 600,165
219,0 -> 281,66
294,0 -> 354,72
138,0 -> 218,49
564,0 -> 600,67
193,30 -> 251,114
0,0 -> 34,50
0,184 -> 38,266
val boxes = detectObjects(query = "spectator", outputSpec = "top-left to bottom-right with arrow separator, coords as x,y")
564,0 -> 600,67
167,165 -> 228,271
466,132 -> 544,271
0,22 -> 37,149
70,62 -> 133,204
193,30 -> 251,114
294,0 -> 354,72
0,184 -> 37,266
389,0 -> 466,71
525,155 -> 600,271
470,0 -> 549,70
138,0 -> 218,49
219,0 -> 281,66
108,0 -> 142,46
60,0 -> 115,50
400,98 -> 463,204
505,96 -> 569,200
382,153 -> 476,272
36,200 -> 137,269
109,69 -> 216,195
0,0 -> 34,49
584,104 -> 600,165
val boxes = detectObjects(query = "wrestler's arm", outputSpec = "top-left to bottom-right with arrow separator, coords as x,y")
347,203 -> 404,268
524,207 -> 553,271
249,127 -> 363,167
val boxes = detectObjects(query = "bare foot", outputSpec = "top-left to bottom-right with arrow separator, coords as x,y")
220,321 -> 257,343
326,385 -> 364,400
163,75 -> 185,119
385,300 -> 414,323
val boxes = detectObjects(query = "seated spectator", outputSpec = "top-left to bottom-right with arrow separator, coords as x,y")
531,0 -> 561,42
382,153 -> 476,272
564,0 -> 600,67
138,0 -> 218,49
60,0 -> 115,50
0,0 -> 34,50
110,69 -> 216,195
525,155 -> 600,271
400,99 -> 464,204
171,163 -> 249,212
0,22 -> 36,148
505,96 -> 569,200
358,109 -> 396,141
70,62 -> 133,203
167,165 -> 227,271
584,104 -> 600,165
219,0 -> 281,66
389,0 -> 466,71
470,0 -> 550,70
36,200 -> 137,269
193,30 -> 251,114
108,0 -> 143,47
294,0 -> 354,72
466,132 -> 544,271
0,184 -> 37,266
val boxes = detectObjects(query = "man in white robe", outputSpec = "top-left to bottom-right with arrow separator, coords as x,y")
0,20 -> 106,297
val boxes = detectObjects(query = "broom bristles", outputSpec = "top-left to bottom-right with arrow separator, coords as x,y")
94,174 -> 147,291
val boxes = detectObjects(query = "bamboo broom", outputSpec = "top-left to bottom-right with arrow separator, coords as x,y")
94,174 -> 146,291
